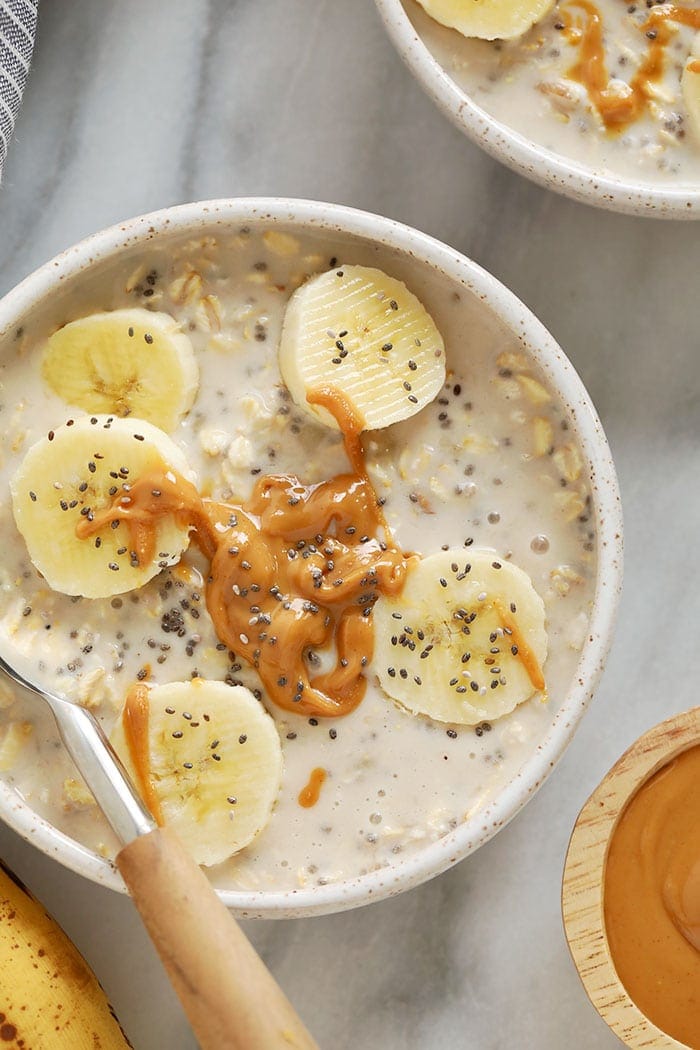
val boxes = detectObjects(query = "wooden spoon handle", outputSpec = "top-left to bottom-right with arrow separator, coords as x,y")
116,826 -> 319,1050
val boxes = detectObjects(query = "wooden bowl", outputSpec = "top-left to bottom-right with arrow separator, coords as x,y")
562,707 -> 700,1049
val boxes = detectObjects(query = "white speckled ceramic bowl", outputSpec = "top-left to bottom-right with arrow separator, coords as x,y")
375,0 -> 700,219
0,198 -> 623,917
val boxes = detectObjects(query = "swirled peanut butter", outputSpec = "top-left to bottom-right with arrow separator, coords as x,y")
78,466 -> 410,719
604,745 -> 700,1048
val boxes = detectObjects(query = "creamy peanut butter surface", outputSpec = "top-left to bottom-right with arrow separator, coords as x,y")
605,744 -> 700,1048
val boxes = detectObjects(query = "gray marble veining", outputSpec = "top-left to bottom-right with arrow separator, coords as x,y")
0,1 -> 698,1047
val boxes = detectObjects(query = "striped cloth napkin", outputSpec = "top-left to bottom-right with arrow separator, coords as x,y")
0,0 -> 38,179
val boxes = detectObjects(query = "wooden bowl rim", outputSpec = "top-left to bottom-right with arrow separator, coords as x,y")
562,707 -> 700,1049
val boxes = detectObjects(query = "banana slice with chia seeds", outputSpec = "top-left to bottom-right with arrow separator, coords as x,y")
372,548 -> 547,725
682,36 -> 700,142
278,265 -> 445,432
111,680 -> 283,867
42,308 -> 199,433
415,0 -> 556,40
10,415 -> 195,599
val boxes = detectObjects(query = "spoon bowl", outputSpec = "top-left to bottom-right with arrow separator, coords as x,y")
0,645 -> 155,844
562,707 -> 700,1049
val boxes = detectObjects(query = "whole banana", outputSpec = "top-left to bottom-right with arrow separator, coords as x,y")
0,859 -> 132,1048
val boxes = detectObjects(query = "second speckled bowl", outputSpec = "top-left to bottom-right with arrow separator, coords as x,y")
375,0 -> 700,218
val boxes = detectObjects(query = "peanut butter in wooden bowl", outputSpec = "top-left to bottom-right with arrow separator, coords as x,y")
563,707 -> 700,1049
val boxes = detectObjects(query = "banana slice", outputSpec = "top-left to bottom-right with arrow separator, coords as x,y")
10,415 -> 195,599
42,308 -> 199,433
372,548 -> 547,725
415,0 -> 555,40
111,680 -> 283,867
682,36 -> 700,143
278,264 -> 445,432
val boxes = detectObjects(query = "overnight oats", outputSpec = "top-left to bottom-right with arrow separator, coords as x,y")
404,0 -> 700,185
0,225 -> 597,896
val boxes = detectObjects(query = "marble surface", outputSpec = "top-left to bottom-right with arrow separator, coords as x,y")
0,1 -> 698,1048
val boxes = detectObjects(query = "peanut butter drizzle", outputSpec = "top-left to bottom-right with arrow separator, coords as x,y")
689,57 -> 700,73
305,385 -> 396,540
298,767 -> 327,808
74,469 -> 215,565
122,684 -> 164,824
78,469 -> 409,719
565,0 -> 700,130
604,745 -> 700,1048
494,599 -> 545,692
306,385 -> 367,482
207,472 -> 408,717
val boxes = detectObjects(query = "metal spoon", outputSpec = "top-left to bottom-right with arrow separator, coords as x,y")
0,647 -> 319,1050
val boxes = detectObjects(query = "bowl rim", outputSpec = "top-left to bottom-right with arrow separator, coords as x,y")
0,197 -> 624,917
374,0 -> 700,219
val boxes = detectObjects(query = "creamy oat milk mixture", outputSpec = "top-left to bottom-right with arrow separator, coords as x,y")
0,229 -> 595,892
406,0 -> 700,185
